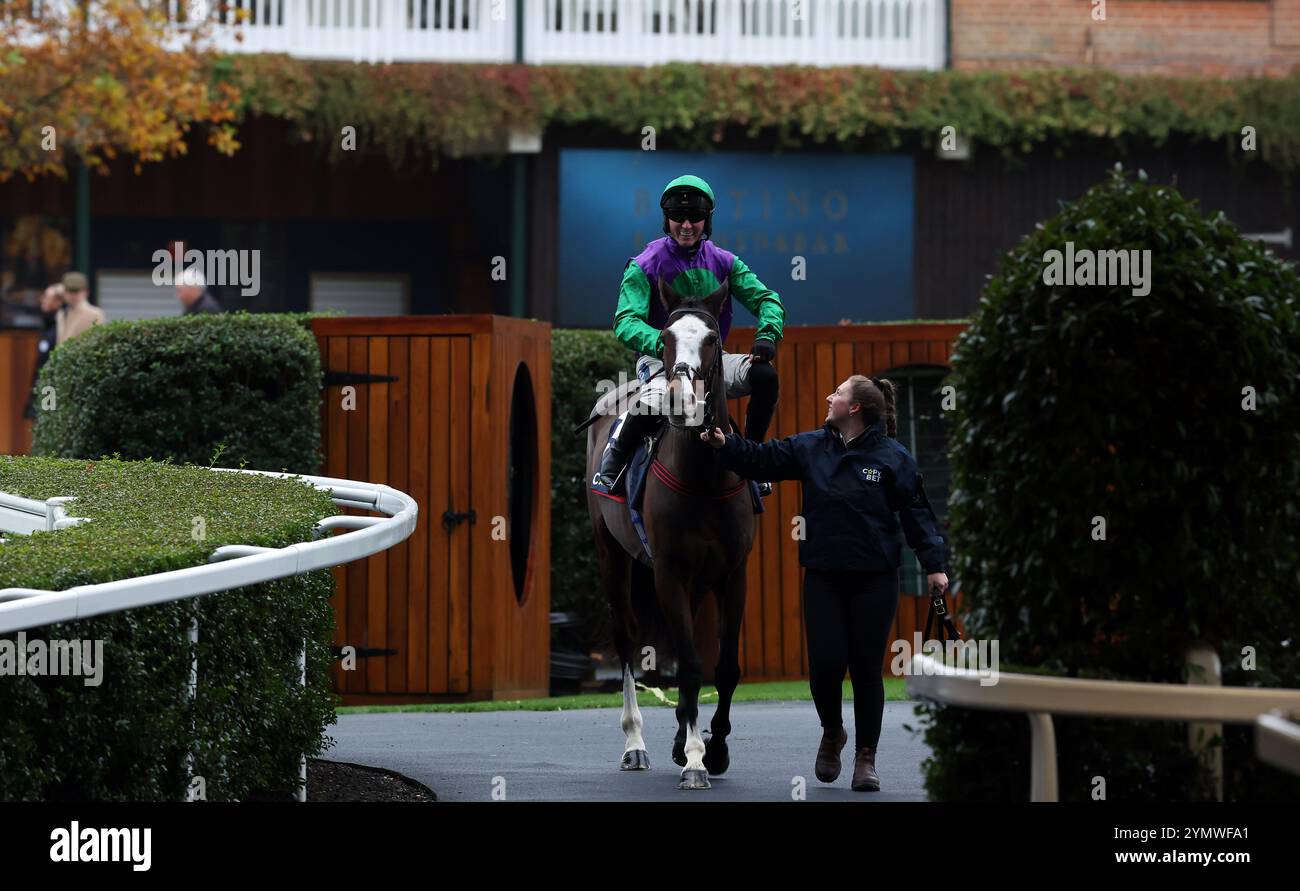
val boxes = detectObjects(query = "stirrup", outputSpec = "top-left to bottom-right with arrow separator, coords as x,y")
757,481 -> 773,497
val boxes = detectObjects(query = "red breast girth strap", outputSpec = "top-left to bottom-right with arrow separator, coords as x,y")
650,459 -> 747,500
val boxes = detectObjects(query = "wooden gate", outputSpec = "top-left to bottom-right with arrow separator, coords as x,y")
710,322 -> 969,681
314,315 -> 550,703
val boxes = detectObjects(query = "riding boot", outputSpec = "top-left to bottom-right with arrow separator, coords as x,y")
851,746 -> 880,792
596,409 -> 658,492
744,362 -> 779,497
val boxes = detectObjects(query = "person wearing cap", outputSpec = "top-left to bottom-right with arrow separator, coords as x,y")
175,267 -> 224,315
54,272 -> 106,345
595,174 -> 786,494
700,374 -> 949,792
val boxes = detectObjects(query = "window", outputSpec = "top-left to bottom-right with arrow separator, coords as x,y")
95,270 -> 181,322
882,364 -> 953,597
309,274 -> 409,316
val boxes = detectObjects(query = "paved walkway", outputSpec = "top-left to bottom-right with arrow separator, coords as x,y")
325,700 -> 931,801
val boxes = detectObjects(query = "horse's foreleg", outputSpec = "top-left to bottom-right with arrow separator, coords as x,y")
705,567 -> 746,776
658,582 -> 709,790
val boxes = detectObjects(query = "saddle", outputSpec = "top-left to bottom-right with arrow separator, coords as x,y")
590,415 -> 764,565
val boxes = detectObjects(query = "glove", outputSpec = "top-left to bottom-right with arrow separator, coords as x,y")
750,338 -> 776,363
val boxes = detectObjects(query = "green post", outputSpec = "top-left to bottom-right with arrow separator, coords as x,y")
510,157 -> 526,318
76,160 -> 91,279
509,0 -> 527,318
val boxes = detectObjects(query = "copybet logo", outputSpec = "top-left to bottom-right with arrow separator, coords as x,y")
861,467 -> 882,483
50,822 -> 151,872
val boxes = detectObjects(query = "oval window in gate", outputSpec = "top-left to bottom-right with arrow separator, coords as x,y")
507,362 -> 538,604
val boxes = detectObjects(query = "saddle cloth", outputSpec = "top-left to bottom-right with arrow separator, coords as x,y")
590,418 -> 764,564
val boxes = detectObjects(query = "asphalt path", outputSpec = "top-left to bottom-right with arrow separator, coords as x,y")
324,699 -> 931,801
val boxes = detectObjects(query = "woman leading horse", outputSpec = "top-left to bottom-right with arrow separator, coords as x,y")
702,375 -> 950,791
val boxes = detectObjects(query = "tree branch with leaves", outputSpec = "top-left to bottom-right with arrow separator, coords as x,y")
0,0 -> 242,180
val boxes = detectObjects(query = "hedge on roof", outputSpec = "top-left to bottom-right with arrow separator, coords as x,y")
213,59 -> 1300,171
32,313 -> 322,473
0,461 -> 338,800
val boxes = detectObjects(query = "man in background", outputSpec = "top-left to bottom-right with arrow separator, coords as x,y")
175,268 -> 224,314
55,271 -> 106,345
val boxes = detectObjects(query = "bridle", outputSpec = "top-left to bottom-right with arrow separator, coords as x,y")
663,305 -> 723,431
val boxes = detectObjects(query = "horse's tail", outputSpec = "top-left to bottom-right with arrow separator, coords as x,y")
628,561 -> 677,666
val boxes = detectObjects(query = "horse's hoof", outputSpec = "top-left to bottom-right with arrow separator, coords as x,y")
672,741 -> 687,767
703,738 -> 730,776
620,749 -> 650,770
678,768 -> 711,791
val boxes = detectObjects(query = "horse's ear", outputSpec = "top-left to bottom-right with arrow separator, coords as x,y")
702,277 -> 729,322
658,275 -> 682,314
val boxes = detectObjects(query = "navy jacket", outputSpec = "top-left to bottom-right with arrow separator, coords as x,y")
719,420 -> 947,574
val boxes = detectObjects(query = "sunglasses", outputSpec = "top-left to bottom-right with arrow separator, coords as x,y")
666,209 -> 708,223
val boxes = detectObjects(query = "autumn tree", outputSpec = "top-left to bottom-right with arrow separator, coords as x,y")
0,0 -> 242,180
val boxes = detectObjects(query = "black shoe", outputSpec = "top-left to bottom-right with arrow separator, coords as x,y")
596,411 -> 656,491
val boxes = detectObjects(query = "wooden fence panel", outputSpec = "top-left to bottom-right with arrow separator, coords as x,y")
0,332 -> 39,456
722,323 -> 968,680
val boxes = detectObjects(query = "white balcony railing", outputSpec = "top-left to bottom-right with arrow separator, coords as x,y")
158,0 -> 945,67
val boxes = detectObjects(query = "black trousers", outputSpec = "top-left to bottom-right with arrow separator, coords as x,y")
803,567 -> 899,751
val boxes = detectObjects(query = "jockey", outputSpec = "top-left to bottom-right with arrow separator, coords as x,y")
595,173 -> 786,495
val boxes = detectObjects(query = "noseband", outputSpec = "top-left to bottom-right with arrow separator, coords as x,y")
664,305 -> 723,431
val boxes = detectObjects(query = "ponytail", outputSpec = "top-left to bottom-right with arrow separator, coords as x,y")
871,376 -> 898,439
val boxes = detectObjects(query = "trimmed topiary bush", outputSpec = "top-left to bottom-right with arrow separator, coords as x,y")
32,313 -> 321,473
0,455 -> 338,801
919,166 -> 1300,801
550,329 -> 636,653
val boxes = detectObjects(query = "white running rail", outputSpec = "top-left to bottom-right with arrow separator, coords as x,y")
905,653 -> 1300,801
1256,711 -> 1300,777
0,468 -> 416,803
0,468 -> 417,634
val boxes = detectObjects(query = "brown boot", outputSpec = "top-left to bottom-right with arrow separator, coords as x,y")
851,746 -> 880,791
814,726 -> 848,783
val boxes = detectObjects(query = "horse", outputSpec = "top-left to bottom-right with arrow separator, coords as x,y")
584,277 -> 758,790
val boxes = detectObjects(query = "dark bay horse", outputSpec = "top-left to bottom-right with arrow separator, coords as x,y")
585,278 -> 757,790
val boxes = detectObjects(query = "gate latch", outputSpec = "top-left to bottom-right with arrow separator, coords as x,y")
442,507 -> 477,531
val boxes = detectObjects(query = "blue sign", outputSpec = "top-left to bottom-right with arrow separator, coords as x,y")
556,149 -> 914,329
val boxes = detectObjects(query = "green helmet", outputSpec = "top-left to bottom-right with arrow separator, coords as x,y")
660,175 -> 716,239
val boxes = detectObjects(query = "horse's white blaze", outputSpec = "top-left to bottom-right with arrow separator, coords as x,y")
666,314 -> 711,426
683,720 -> 706,773
620,664 -> 646,754
668,314 -> 710,370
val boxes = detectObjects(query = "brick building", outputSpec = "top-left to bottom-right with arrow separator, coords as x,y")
952,0 -> 1300,75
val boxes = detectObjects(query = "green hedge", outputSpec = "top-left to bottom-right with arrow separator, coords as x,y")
550,329 -> 636,652
222,60 -> 1300,172
0,456 -> 337,800
919,167 -> 1300,801
33,313 -> 322,473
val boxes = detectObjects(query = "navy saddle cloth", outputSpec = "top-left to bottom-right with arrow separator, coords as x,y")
590,419 -> 764,561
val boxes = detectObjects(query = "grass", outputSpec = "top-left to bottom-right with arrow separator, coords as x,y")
337,677 -> 912,714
